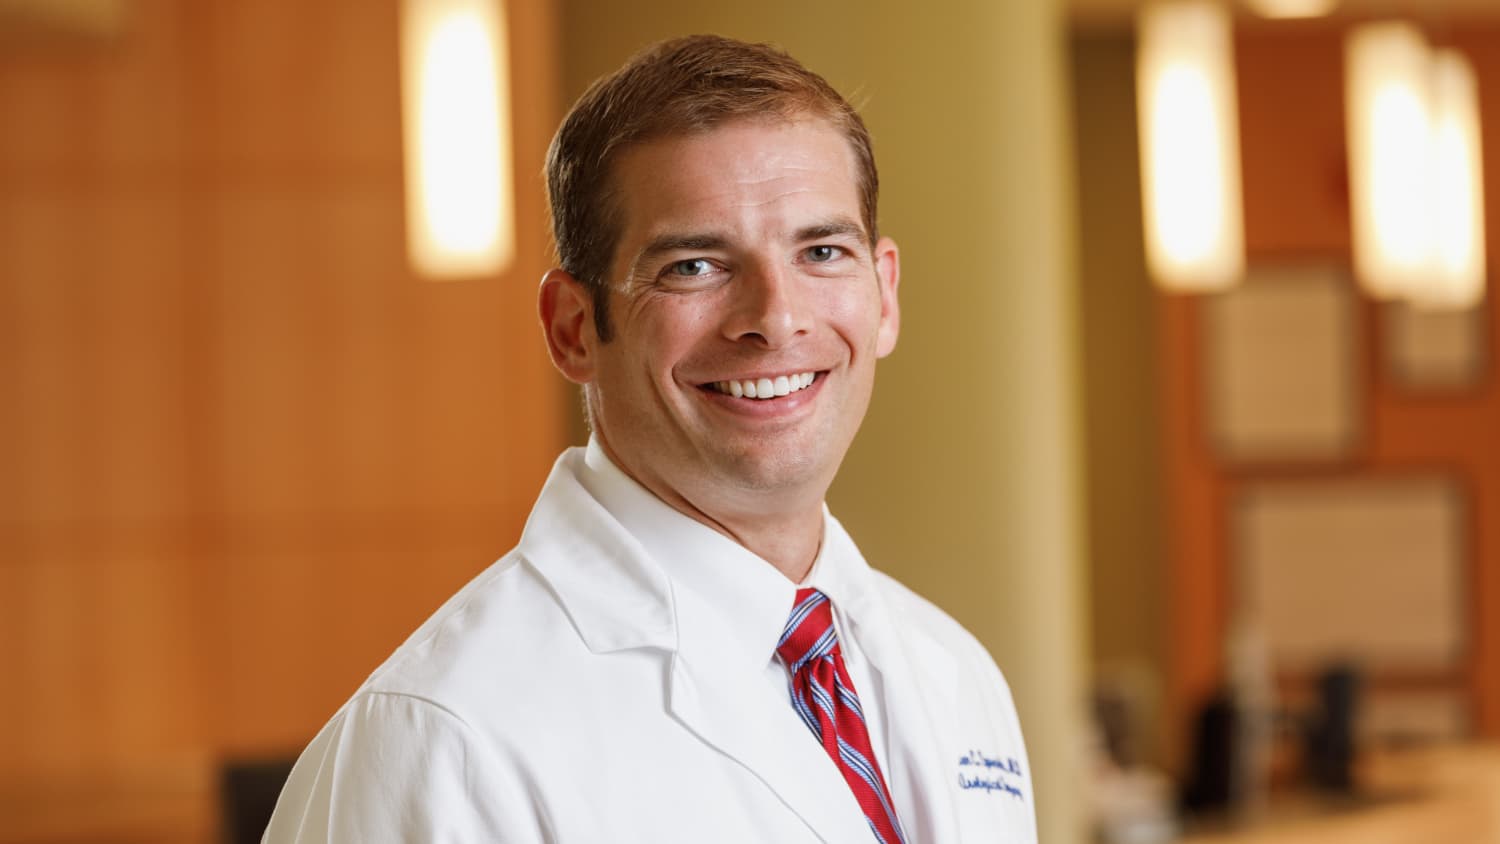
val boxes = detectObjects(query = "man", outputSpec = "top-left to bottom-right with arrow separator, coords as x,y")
266,35 -> 1034,843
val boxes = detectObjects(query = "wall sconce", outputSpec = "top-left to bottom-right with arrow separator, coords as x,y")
400,0 -> 514,280
1136,0 -> 1246,293
1345,24 -> 1487,309
1345,24 -> 1434,302
1242,0 -> 1337,19
1425,51 -> 1486,309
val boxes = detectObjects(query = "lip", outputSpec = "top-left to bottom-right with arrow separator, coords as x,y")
694,369 -> 828,418
700,369 -> 822,385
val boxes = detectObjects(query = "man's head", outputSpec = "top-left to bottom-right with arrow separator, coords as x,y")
538,36 -> 900,547
545,34 -> 879,341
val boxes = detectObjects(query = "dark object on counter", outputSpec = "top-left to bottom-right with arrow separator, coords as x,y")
1181,688 -> 1237,812
1305,663 -> 1361,792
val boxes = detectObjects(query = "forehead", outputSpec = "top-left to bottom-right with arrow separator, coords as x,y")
607,117 -> 865,246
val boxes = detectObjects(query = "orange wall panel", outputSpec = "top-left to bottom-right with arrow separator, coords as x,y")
0,0 -> 564,793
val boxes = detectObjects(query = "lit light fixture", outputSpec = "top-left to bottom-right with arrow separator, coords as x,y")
1345,24 -> 1487,309
1422,51 -> 1486,309
1136,0 -> 1246,292
1345,23 -> 1434,301
1243,0 -> 1337,19
400,0 -> 514,280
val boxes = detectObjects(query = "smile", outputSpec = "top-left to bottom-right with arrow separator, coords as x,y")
707,371 -> 818,400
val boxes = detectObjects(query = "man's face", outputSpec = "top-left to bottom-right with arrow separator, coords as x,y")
561,117 -> 899,516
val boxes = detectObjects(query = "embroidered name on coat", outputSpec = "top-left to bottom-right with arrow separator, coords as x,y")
957,748 -> 1025,801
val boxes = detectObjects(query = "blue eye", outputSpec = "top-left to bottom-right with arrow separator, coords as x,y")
806,245 -> 843,263
669,258 -> 713,276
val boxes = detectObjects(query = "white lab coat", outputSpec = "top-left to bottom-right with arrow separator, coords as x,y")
265,449 -> 1037,843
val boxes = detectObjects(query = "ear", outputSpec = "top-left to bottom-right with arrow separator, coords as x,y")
872,236 -> 901,358
538,268 -> 598,384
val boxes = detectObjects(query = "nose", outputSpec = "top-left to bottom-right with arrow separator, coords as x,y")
723,259 -> 813,349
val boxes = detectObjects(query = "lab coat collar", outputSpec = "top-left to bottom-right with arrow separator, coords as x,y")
578,437 -> 797,675
516,448 -> 677,654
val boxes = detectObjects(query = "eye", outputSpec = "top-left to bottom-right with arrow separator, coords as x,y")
667,258 -> 714,277
805,245 -> 845,263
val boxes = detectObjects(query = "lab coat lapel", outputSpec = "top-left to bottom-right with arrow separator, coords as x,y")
517,453 -> 676,655
847,589 -> 964,844
666,648 -> 875,843
820,514 -> 964,843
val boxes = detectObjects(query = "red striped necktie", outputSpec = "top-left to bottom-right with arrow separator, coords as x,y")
777,588 -> 906,844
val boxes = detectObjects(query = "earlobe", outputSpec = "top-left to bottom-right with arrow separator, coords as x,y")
538,268 -> 597,384
873,237 -> 901,358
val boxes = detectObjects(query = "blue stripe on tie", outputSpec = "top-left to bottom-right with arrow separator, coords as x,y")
834,676 -> 865,720
791,627 -> 837,674
807,673 -> 837,724
809,630 -> 837,662
777,591 -> 828,648
787,677 -> 824,741
837,739 -> 883,794
837,738 -> 905,843
866,818 -> 890,844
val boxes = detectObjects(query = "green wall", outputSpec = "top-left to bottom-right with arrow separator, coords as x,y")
1069,28 -> 1169,768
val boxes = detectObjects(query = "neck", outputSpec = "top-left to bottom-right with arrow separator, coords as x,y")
595,440 -> 828,582
667,493 -> 826,582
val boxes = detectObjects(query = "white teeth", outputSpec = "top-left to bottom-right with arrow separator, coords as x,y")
711,371 -> 818,400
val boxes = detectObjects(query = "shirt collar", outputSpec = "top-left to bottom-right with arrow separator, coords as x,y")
800,506 -> 887,666
576,437 -> 884,673
800,513 -> 876,620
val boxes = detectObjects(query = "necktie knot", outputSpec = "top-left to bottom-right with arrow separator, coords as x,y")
777,588 -> 838,673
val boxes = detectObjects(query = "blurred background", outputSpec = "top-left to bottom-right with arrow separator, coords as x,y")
1,0 -> 1497,842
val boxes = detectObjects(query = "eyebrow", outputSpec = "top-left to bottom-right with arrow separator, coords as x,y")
627,216 -> 871,276
794,217 -> 868,243
633,233 -> 732,269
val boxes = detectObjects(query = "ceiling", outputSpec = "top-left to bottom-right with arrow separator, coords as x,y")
2,0 -> 1494,41
1071,0 -> 1500,27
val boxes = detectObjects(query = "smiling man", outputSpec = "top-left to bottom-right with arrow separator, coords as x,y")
266,35 -> 1035,843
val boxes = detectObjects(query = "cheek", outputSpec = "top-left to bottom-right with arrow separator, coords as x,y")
641,300 -> 720,358
817,285 -> 884,344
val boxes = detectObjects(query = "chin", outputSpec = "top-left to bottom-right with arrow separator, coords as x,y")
708,445 -> 832,495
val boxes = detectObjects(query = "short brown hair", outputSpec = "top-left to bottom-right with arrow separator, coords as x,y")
545,34 -> 879,341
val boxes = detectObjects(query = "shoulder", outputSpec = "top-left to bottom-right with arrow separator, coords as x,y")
825,512 -> 1007,681
356,547 -> 585,714
870,572 -> 995,659
867,569 -> 1022,702
265,689 -> 547,842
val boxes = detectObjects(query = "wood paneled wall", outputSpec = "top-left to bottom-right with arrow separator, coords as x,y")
1162,22 -> 1500,762
0,0 -> 562,784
